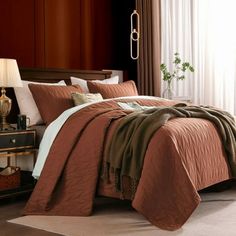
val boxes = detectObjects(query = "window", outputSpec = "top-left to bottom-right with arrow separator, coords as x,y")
161,0 -> 236,114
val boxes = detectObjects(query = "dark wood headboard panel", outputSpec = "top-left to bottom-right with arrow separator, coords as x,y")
19,68 -> 112,84
8,68 -> 112,123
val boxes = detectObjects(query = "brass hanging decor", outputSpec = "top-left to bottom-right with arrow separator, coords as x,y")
130,10 -> 140,60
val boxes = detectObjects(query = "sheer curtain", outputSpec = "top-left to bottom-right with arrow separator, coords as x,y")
161,0 -> 236,115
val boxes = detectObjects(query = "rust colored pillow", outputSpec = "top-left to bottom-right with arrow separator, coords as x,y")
28,84 -> 83,125
87,80 -> 138,98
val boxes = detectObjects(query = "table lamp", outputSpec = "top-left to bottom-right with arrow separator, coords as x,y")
0,59 -> 22,130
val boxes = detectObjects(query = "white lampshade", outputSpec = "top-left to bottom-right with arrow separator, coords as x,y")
0,59 -> 22,88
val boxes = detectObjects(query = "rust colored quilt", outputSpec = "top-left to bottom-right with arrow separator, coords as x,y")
24,98 -> 233,230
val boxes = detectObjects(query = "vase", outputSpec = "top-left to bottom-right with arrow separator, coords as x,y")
162,82 -> 174,99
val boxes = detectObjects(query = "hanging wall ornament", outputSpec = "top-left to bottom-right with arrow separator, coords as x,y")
130,10 -> 140,60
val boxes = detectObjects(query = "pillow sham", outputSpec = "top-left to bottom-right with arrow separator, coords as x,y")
14,80 -> 66,126
71,92 -> 103,106
70,75 -> 119,93
28,84 -> 83,125
87,80 -> 138,98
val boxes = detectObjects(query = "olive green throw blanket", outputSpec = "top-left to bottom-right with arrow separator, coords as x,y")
104,104 -> 236,198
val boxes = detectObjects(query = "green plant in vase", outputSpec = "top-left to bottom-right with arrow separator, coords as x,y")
160,52 -> 194,99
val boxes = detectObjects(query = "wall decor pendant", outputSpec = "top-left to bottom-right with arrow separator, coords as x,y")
130,10 -> 140,60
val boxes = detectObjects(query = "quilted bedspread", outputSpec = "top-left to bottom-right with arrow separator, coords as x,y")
24,97 -> 233,230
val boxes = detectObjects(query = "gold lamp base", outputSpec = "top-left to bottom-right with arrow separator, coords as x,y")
0,87 -> 12,131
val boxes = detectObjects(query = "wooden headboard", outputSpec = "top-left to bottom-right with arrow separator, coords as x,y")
19,67 -> 112,83
8,68 -> 112,123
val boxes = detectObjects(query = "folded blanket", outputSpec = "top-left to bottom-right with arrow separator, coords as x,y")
104,104 -> 236,198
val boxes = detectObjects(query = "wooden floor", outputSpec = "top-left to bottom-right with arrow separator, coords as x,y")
0,196 -> 62,236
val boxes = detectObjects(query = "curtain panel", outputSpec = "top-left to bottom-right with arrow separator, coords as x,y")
136,0 -> 161,96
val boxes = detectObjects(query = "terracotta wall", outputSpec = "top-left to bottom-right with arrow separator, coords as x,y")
0,0 -> 137,124
0,0 -> 113,69
0,0 -> 35,67
42,0 -> 114,70
0,0 -> 135,74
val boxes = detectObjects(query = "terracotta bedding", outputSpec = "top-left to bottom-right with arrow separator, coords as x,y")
24,98 -> 232,230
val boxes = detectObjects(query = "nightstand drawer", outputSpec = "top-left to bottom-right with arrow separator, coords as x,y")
0,131 -> 35,151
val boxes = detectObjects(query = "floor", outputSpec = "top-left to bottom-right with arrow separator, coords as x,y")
1,181 -> 235,236
7,184 -> 236,236
0,196 -> 62,236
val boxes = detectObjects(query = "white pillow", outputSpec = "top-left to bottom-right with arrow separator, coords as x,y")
70,76 -> 119,93
14,80 -> 66,125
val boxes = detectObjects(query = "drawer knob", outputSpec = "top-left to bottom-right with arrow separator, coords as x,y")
10,138 -> 16,144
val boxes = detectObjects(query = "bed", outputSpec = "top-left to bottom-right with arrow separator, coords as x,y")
13,68 -> 235,231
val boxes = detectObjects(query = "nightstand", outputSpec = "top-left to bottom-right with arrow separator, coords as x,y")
0,129 -> 37,199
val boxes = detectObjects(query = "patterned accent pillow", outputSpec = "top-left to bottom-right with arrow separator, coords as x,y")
87,80 -> 138,99
71,92 -> 103,106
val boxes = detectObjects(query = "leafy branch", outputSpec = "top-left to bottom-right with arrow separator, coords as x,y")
160,53 -> 194,84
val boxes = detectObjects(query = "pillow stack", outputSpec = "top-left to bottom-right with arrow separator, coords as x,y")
15,75 -> 139,126
70,76 -> 119,93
